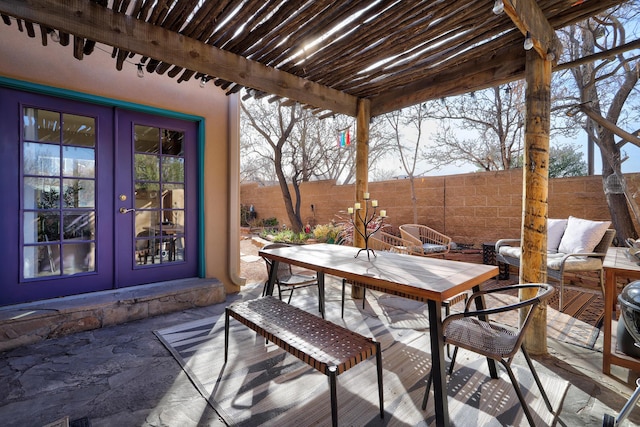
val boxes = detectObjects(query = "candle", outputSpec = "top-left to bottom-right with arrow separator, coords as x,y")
380,210 -> 387,217
371,200 -> 378,207
363,192 -> 370,200
347,207 -> 354,214
354,202 -> 361,210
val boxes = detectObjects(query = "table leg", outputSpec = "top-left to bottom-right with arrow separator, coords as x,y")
265,260 -> 279,296
603,268 -> 615,375
472,284 -> 499,379
427,300 -> 449,427
318,272 -> 325,319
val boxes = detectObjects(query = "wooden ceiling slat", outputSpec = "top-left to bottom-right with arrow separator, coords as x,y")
205,1 -> 266,48
251,2 -> 362,66
25,20 -> 35,37
239,1 -> 332,62
39,24 -> 47,45
223,0 -> 305,55
0,0 -> 630,117
295,1 -> 435,82
73,35 -> 84,60
159,0 -> 236,81
304,2 -> 468,89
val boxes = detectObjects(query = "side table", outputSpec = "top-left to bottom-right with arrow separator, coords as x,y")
603,247 -> 640,374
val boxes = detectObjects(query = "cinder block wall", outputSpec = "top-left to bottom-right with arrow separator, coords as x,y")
241,170 -> 640,247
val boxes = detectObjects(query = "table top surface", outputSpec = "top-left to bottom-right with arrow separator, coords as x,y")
604,247 -> 640,273
260,243 -> 498,302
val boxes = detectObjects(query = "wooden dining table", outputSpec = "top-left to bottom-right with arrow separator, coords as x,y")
259,243 -> 498,427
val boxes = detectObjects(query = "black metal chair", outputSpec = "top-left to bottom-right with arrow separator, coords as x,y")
261,243 -> 320,312
422,283 -> 556,426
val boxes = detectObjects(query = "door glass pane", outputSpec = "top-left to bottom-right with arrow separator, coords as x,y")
23,177 -> 60,209
63,211 -> 95,240
162,129 -> 183,156
23,108 -> 60,143
134,125 -> 159,153
162,157 -> 184,182
62,114 -> 95,147
23,142 -> 60,176
63,179 -> 95,208
63,146 -> 95,177
135,183 -> 160,209
135,154 -> 159,181
133,125 -> 186,266
22,107 -> 96,280
61,243 -> 95,274
23,212 -> 60,243
24,245 -> 59,279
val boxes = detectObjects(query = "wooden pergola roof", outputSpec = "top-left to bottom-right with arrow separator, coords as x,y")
0,0 -> 628,117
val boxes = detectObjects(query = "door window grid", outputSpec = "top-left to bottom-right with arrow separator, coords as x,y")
22,108 -> 96,279
134,125 -> 186,266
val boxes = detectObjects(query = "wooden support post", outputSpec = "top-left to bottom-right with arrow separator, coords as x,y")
352,98 -> 371,299
521,50 -> 552,355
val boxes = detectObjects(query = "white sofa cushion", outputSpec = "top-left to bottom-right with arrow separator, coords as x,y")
498,246 -> 603,271
558,216 -> 611,254
499,246 -> 522,259
547,253 -> 603,271
547,218 -> 568,253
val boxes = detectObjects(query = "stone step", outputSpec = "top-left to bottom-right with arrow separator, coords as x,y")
0,278 -> 226,352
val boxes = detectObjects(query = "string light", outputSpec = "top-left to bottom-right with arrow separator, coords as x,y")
524,32 -> 534,50
492,0 -> 504,14
48,29 -> 60,43
200,76 -> 208,88
136,63 -> 144,78
546,50 -> 556,61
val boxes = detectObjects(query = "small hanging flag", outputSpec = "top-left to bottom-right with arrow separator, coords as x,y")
338,129 -> 351,147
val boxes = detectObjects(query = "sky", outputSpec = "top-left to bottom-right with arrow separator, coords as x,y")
425,136 -> 640,177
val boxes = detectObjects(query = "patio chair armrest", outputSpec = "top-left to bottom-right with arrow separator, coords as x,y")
461,283 -> 555,313
495,239 -> 521,251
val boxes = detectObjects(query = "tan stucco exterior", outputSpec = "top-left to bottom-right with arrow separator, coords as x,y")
0,29 -> 243,294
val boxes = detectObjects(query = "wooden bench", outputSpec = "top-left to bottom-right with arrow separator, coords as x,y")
224,296 -> 384,427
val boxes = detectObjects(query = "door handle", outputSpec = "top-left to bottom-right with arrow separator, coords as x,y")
119,207 -> 135,214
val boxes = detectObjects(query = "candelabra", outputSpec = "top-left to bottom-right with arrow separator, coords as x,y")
348,193 -> 387,260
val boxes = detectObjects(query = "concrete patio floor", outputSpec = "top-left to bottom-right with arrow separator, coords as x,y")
1,237 -> 640,426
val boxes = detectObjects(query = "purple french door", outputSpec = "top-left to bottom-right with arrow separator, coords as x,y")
0,88 -> 198,306
114,110 -> 197,287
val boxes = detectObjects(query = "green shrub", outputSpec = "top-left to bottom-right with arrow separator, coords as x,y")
262,217 -> 278,227
313,223 -> 343,244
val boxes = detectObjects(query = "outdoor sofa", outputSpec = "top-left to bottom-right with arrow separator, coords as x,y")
496,216 -> 615,311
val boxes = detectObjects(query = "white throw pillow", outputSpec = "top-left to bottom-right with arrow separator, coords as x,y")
558,216 -> 611,254
547,218 -> 568,253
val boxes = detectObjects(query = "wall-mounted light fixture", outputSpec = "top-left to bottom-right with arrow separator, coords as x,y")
524,32 -> 534,50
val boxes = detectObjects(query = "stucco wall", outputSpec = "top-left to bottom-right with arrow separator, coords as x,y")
0,28 -> 239,291
241,170 -> 640,247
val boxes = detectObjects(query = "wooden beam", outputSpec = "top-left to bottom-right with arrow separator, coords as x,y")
351,98 -> 370,299
354,98 -> 370,250
520,49 -> 552,356
503,0 -> 562,61
0,0 -> 359,116
371,44 -> 526,116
